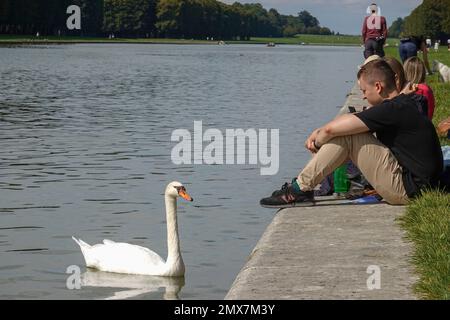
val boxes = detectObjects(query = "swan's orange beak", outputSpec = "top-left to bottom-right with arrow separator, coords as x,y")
179,189 -> 193,202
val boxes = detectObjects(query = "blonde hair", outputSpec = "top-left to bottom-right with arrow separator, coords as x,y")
404,56 -> 426,84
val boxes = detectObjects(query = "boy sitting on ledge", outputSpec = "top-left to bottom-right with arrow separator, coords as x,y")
260,59 -> 443,207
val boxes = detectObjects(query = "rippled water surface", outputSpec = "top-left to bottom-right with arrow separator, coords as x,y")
0,43 -> 361,299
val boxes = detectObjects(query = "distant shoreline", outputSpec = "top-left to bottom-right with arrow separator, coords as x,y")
0,40 -> 361,47
0,34 -> 400,47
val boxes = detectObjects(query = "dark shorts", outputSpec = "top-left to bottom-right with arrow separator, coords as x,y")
399,41 -> 418,63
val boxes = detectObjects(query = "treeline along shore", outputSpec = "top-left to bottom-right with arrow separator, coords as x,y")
0,0 -> 333,40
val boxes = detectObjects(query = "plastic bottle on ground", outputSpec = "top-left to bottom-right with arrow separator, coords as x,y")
333,164 -> 350,197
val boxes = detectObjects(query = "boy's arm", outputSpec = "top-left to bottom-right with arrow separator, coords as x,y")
306,114 -> 369,153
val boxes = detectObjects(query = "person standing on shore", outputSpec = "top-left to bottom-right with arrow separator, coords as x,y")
399,35 -> 432,74
362,3 -> 387,58
434,40 -> 440,52
426,37 -> 432,50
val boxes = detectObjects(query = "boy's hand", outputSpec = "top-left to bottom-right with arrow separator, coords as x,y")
305,129 -> 321,153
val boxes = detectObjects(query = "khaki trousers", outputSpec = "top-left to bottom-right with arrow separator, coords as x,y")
297,133 -> 409,205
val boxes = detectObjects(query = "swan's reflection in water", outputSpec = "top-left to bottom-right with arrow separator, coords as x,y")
81,270 -> 185,300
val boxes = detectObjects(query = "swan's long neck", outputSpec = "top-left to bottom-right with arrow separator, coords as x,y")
164,194 -> 183,270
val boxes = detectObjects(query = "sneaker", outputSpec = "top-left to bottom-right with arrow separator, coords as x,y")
260,179 -> 315,208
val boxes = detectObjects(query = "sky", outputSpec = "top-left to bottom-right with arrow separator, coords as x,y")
220,0 -> 423,35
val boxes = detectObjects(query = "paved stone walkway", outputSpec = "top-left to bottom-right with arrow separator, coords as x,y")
226,198 -> 417,299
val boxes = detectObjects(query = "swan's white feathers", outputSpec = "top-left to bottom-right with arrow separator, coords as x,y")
72,236 -> 91,249
79,242 -> 166,275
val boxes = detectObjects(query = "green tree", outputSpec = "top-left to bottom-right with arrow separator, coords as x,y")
403,0 -> 450,40
103,0 -> 156,37
282,15 -> 301,36
267,8 -> 282,37
155,0 -> 183,37
71,0 -> 104,36
319,27 -> 332,35
388,17 -> 404,38
282,25 -> 298,37
297,10 -> 319,29
220,3 -> 241,39
0,0 -> 72,35
0,0 -> 332,40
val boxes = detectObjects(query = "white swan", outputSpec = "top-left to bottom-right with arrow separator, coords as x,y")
72,181 -> 193,277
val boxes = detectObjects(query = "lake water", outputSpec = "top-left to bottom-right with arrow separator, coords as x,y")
0,43 -> 361,299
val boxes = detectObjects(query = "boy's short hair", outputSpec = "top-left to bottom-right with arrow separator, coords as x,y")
357,59 -> 397,91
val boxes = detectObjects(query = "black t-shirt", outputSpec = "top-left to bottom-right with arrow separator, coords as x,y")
408,93 -> 428,118
355,94 -> 443,197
